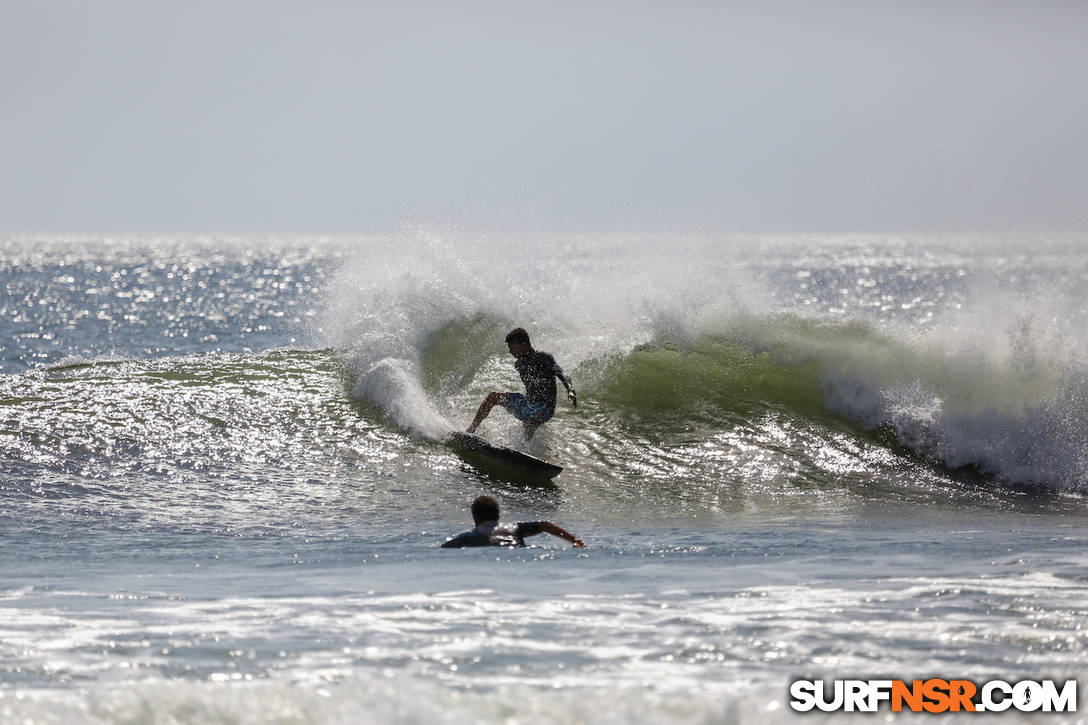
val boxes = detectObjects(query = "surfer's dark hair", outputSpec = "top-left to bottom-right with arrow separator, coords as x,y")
471,495 -> 500,524
505,328 -> 530,345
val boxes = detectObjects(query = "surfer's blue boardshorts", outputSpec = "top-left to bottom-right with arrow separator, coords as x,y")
502,393 -> 554,423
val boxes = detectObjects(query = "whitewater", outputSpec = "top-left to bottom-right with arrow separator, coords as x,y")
2,231 -> 1087,723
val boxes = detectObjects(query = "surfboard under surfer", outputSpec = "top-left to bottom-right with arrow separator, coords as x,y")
441,495 -> 585,549
466,327 -> 577,440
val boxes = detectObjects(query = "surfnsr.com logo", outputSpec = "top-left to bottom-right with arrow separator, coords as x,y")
789,679 -> 1077,713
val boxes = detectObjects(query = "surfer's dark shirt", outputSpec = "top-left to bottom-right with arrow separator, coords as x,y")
515,351 -> 566,410
441,521 -> 545,548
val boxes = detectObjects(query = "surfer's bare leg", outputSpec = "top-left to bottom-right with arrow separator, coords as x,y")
467,392 -> 505,433
522,413 -> 547,441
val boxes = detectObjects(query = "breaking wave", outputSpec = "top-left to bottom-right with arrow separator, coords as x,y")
321,231 -> 1088,492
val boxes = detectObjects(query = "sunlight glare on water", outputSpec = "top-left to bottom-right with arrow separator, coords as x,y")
2,233 -> 1087,723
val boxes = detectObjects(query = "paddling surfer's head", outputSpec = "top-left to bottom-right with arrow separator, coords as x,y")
505,328 -> 532,358
471,495 -> 500,525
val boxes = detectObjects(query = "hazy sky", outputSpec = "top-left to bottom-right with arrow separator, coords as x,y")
2,1 -> 1086,233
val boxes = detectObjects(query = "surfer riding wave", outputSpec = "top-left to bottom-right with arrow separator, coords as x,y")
466,328 -> 577,440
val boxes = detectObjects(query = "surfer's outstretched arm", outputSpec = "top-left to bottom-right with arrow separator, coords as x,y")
517,521 -> 586,548
553,363 -> 577,408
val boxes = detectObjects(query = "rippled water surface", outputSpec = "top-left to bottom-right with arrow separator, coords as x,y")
2,233 -> 1087,723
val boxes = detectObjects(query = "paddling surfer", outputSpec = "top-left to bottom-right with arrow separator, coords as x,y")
466,328 -> 576,440
441,495 -> 585,548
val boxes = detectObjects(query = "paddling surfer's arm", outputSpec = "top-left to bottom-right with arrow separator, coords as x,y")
517,521 -> 586,548
553,362 -> 577,408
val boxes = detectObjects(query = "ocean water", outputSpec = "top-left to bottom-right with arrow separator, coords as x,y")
2,231 -> 1087,723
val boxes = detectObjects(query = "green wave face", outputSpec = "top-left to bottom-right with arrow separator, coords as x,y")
589,339 -> 824,422
407,312 -> 1086,496
415,313 -> 894,431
